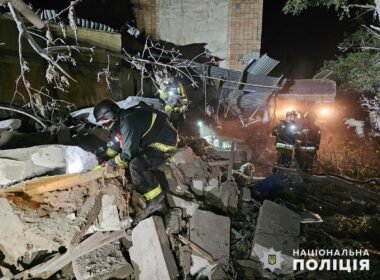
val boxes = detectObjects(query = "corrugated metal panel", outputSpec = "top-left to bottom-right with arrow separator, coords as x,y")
246,54 -> 279,76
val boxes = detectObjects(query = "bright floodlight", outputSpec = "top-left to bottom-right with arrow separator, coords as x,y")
286,107 -> 294,112
197,121 -> 203,127
320,108 -> 329,116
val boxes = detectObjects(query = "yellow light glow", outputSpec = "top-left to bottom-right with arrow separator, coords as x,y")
320,108 -> 329,116
286,107 -> 294,112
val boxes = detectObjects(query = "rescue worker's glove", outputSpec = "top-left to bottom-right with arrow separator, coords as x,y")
107,154 -> 128,169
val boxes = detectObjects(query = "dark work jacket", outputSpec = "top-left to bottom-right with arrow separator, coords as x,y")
111,107 -> 177,162
272,120 -> 299,145
299,123 -> 321,149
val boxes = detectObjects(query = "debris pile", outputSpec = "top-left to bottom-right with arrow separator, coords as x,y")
0,137 -> 379,279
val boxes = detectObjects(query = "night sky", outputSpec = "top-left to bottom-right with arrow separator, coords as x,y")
261,0 -> 349,78
25,0 -> 350,79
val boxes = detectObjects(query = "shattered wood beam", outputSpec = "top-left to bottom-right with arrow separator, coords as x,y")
15,230 -> 127,279
0,167 -> 123,196
178,235 -> 215,264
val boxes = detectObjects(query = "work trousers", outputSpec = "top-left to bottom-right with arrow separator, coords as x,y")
129,147 -> 167,195
295,150 -> 316,173
276,149 -> 294,167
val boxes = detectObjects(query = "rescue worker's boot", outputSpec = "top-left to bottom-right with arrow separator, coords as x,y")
133,193 -> 166,225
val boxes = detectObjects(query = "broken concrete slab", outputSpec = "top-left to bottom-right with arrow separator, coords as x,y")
95,195 -> 121,231
166,208 -> 182,236
129,216 -> 179,280
0,198 -> 58,265
169,147 -> 194,164
165,208 -> 182,246
72,240 -> 133,280
177,245 -> 192,278
24,195 -> 102,250
204,181 -> 239,213
191,179 -> 205,196
177,158 -> 209,185
158,163 -> 194,198
0,265 -> 14,280
167,194 -> 200,217
18,230 -> 128,279
250,200 -> 300,275
0,145 -> 98,186
190,209 -> 230,260
190,254 -> 216,277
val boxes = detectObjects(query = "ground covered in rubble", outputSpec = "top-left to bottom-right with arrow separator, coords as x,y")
0,136 -> 379,280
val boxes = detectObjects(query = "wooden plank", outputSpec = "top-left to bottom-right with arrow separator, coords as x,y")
0,167 -> 122,196
15,230 -> 127,279
178,235 -> 215,264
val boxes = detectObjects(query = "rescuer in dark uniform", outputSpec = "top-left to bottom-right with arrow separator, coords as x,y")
272,110 -> 300,167
295,111 -> 321,173
93,99 -> 177,222
159,80 -> 189,130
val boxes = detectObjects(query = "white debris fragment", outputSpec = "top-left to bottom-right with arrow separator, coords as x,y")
0,119 -> 22,131
345,118 -> 365,138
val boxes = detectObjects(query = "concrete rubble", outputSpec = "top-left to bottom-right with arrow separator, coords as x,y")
72,240 -> 133,279
190,209 -> 230,260
250,200 -> 300,275
0,136 -> 365,279
0,145 -> 98,186
129,216 -> 179,280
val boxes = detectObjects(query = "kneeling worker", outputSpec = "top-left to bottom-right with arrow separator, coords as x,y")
94,99 -> 177,222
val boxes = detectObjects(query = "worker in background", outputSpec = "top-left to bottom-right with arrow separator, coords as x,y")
159,79 -> 189,130
272,110 -> 300,167
205,105 -> 222,129
295,111 -> 321,173
93,99 -> 177,222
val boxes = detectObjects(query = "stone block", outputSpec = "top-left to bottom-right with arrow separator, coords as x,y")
170,147 -> 193,164
250,200 -> 300,275
0,198 -> 56,265
191,179 -> 205,196
190,209 -> 230,260
167,194 -> 199,217
96,195 -> 121,231
129,216 -> 179,280
205,181 -> 239,213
